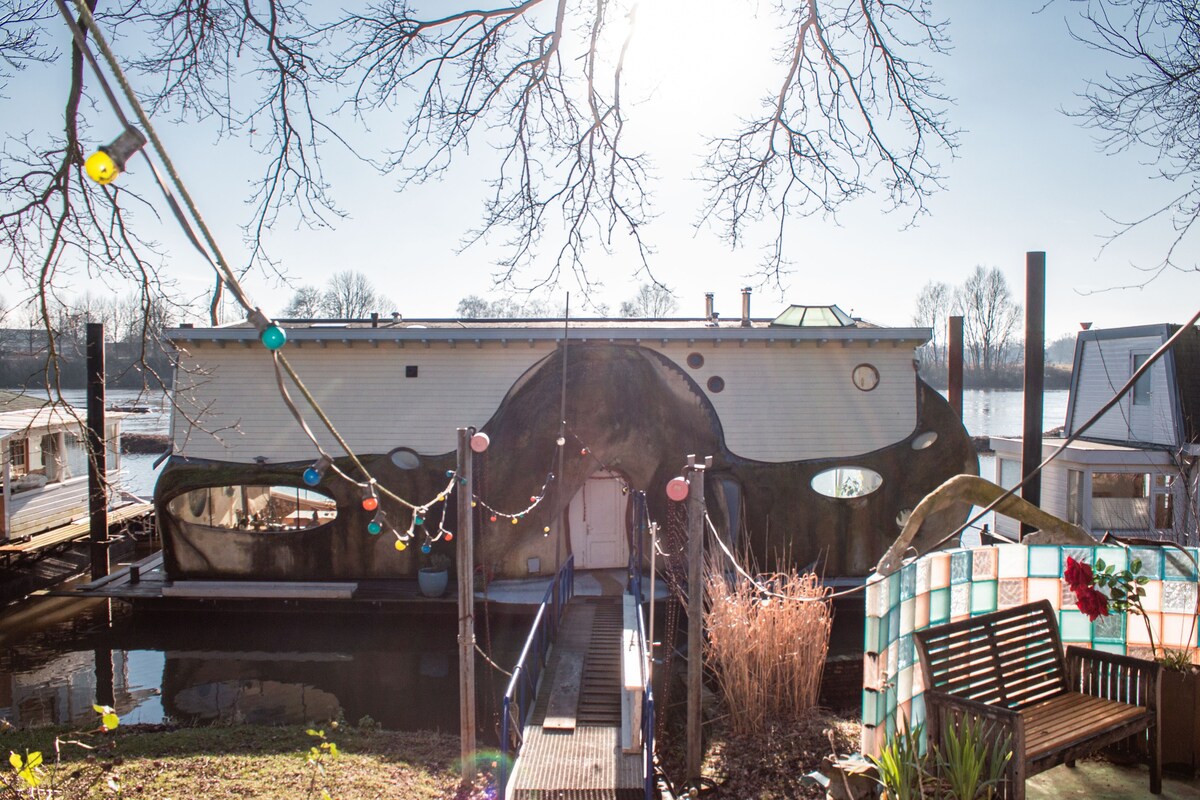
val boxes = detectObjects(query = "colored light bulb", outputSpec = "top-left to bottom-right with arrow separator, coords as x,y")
511,517 -> 519,525
414,515 -> 424,526
543,526 -> 551,534
395,540 -> 407,551
556,436 -> 566,446
302,455 -> 332,487
445,532 -> 454,541
580,448 -> 589,456
421,543 -> 432,554
530,496 -> 537,503
260,324 -> 287,350
302,467 -> 320,485
85,150 -> 119,184
490,515 -> 497,522
446,470 -> 454,478
367,520 -> 383,535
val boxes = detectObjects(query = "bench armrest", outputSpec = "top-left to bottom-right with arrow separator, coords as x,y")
1066,645 -> 1161,711
923,690 -> 1025,793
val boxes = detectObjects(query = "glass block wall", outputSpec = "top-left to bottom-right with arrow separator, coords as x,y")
861,544 -> 1200,755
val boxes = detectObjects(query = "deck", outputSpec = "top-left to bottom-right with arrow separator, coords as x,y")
0,501 -> 153,567
505,594 -> 646,800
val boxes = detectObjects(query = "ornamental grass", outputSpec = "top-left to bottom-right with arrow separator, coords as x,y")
704,566 -> 833,735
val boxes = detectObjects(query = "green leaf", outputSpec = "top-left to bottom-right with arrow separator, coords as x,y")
306,729 -> 323,738
13,751 -> 43,788
1096,558 -> 1106,571
1136,576 -> 1150,584
1130,558 -> 1142,573
8,752 -> 21,770
327,742 -> 339,758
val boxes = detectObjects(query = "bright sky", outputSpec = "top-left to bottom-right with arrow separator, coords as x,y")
5,1 -> 1199,340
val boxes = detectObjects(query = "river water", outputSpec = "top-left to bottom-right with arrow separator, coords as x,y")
0,389 -> 1066,730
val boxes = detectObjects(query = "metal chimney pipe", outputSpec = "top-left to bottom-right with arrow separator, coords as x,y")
740,287 -> 751,327
704,293 -> 714,321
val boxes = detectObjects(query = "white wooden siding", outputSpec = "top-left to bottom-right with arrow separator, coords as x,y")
649,342 -> 917,461
8,477 -> 88,538
172,343 -> 553,462
172,339 -> 921,465
1072,336 -> 1176,446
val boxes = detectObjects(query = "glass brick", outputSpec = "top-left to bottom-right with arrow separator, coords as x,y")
1029,545 -> 1061,577
1164,550 -> 1198,581
930,587 -> 950,624
900,598 -> 916,635
930,553 -> 951,589
951,551 -> 972,584
1028,578 -> 1063,609
998,578 -> 1026,608
1093,642 -> 1125,657
1093,611 -> 1125,643
1130,547 -> 1163,580
888,606 -> 900,643
888,572 -> 902,605
898,634 -> 914,670
916,559 -> 931,595
901,563 -> 917,601
1061,581 -> 1079,609
863,688 -> 881,725
951,584 -> 970,619
971,580 -> 998,614
913,662 -> 926,695
1162,581 -> 1197,614
1060,610 -> 1093,642
1140,579 -> 1162,611
1163,613 -> 1199,649
997,544 -> 1027,579
864,615 -> 881,654
866,576 -> 887,618
915,592 -> 930,629
1096,546 -> 1127,572
911,693 -> 926,730
898,664 -> 914,700
1064,546 -> 1094,569
972,547 -> 998,579
1127,611 -> 1160,645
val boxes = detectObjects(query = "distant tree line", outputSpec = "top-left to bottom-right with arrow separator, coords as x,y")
913,266 -> 1074,389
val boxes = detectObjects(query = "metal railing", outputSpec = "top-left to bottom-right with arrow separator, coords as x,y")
499,553 -> 574,797
628,491 -> 657,800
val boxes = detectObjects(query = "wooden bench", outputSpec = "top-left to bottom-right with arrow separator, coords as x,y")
914,600 -> 1161,800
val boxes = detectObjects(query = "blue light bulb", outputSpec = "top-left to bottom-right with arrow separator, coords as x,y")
367,520 -> 383,535
260,324 -> 287,350
421,543 -> 432,554
302,467 -> 321,486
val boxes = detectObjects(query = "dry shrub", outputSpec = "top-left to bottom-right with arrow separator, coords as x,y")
704,568 -> 833,735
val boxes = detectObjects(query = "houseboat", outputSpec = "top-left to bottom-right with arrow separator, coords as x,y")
991,323 -> 1200,543
155,294 -> 978,585
1,390 -> 125,542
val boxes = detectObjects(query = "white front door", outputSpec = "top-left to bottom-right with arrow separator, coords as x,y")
567,472 -> 628,569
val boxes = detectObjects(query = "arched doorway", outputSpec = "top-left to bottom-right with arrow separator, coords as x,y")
567,471 -> 629,569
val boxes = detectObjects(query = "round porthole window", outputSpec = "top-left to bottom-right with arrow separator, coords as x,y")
707,376 -> 725,393
686,352 -> 704,369
389,448 -> 421,470
852,363 -> 880,391
911,431 -> 938,450
810,466 -> 883,498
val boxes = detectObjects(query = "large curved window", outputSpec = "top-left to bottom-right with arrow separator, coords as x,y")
810,467 -> 883,499
168,485 -> 337,531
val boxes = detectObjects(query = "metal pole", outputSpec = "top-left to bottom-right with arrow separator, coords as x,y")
648,521 -> 658,681
1021,252 -> 1046,538
556,294 -> 569,573
456,427 -> 476,785
948,316 -> 964,421
86,323 -> 109,580
685,454 -> 709,787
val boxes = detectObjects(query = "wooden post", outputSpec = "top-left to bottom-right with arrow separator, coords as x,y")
1021,252 -> 1046,538
456,427 -> 476,785
685,454 -> 710,787
87,323 -> 109,580
948,315 -> 964,420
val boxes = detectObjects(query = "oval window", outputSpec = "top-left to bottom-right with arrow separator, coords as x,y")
810,467 -> 883,499
707,376 -> 725,393
686,352 -> 704,369
389,448 -> 421,470
167,485 -> 338,531
911,431 -> 938,450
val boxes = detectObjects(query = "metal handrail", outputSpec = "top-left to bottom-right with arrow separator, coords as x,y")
499,554 -> 575,797
627,491 -> 657,799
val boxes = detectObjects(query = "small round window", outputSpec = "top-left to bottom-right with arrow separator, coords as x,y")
810,467 -> 883,499
707,376 -> 725,393
686,352 -> 704,369
389,448 -> 421,470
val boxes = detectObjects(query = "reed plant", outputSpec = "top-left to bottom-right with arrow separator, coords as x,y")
703,566 -> 833,735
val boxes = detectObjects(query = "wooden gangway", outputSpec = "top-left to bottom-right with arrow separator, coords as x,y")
500,554 -> 655,800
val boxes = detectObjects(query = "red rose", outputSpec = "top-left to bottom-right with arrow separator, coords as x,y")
1064,556 -> 1094,591
1074,586 -> 1110,621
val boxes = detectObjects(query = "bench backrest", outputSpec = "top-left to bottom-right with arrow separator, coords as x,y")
914,600 -> 1068,710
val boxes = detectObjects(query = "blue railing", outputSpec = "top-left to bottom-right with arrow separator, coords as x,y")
499,554 -> 574,796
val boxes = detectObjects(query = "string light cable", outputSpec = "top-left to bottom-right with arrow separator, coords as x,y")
57,0 -> 452,525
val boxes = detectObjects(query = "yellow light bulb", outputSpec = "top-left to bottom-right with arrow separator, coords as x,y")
85,151 -> 119,185
395,540 -> 407,551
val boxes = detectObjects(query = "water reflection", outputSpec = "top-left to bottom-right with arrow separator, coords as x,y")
0,599 -> 525,736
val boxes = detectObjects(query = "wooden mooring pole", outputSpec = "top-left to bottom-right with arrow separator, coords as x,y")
456,427 -> 477,785
685,454 -> 710,787
86,323 -> 109,581
1021,252 -> 1046,538
948,315 -> 964,421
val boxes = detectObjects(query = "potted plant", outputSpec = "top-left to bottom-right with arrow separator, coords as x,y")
419,551 -> 451,598
1065,553 -> 1200,775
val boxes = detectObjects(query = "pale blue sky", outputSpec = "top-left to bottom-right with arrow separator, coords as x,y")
4,1 -> 1198,339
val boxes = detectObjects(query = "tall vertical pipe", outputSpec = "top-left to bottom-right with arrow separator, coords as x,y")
685,455 -> 708,787
1021,252 -> 1046,538
86,323 -> 109,580
456,427 -> 476,784
948,316 -> 964,420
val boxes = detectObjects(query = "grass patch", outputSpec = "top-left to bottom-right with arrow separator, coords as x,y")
1,723 -> 489,799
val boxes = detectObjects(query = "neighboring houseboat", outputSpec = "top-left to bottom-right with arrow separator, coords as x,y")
155,296 -> 978,585
0,390 -> 124,541
991,323 -> 1200,543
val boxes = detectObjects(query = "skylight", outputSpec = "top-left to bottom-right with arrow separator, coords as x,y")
770,304 -> 855,327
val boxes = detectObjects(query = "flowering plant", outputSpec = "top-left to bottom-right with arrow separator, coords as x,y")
1064,555 -> 1155,649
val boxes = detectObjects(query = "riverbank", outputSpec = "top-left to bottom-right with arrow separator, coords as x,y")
0,723 -> 488,799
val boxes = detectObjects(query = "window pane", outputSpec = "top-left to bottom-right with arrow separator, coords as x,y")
999,459 -> 1022,492
167,485 -> 338,531
1132,354 -> 1151,406
1067,469 -> 1083,525
1090,472 -> 1150,531
1154,493 -> 1173,529
810,467 -> 883,498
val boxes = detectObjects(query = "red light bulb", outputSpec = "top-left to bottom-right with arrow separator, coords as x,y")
362,497 -> 379,512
